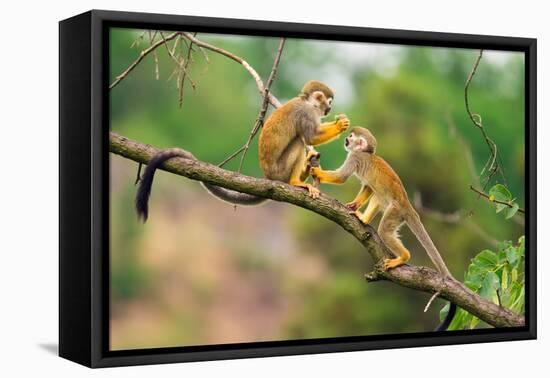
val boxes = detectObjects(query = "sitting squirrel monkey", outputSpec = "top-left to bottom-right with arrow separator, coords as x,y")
135,80 -> 349,221
311,127 -> 456,330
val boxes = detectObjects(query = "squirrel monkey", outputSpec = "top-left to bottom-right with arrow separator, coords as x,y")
135,80 -> 349,221
311,127 -> 456,330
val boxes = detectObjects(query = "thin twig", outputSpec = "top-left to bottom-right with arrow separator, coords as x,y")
110,32 -> 179,90
424,291 -> 441,312
469,185 -> 525,214
178,32 -> 197,108
218,145 -> 247,168
237,38 -> 286,173
464,50 -> 504,187
159,32 -> 196,87
148,30 -> 160,80
129,30 -> 147,49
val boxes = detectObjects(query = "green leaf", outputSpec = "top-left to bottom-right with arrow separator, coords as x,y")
506,247 -> 519,266
511,268 -> 518,282
517,236 -> 525,257
498,240 -> 513,251
473,250 -> 498,269
505,203 -> 519,219
489,184 -> 512,202
469,316 -> 480,329
501,268 -> 508,290
495,203 -> 508,213
480,271 -> 500,301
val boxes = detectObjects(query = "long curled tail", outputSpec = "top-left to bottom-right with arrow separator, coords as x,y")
135,148 -> 267,222
201,183 -> 268,206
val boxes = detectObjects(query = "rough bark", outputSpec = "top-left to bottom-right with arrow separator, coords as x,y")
109,131 -> 525,329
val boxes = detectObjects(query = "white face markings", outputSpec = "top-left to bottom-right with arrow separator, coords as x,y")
308,91 -> 332,116
344,132 -> 369,152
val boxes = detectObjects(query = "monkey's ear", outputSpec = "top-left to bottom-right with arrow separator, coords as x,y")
356,137 -> 367,151
365,145 -> 375,154
312,91 -> 324,101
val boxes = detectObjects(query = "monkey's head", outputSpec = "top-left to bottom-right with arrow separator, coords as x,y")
345,127 -> 377,154
300,80 -> 334,116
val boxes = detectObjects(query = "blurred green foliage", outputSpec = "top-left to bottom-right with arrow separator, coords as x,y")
109,28 -> 525,350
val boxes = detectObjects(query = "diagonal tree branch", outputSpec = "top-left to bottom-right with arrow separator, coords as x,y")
110,131 -> 525,329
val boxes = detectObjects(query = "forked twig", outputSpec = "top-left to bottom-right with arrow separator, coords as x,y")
109,32 -> 179,90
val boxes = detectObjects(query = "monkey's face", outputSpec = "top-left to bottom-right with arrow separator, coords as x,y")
345,132 -> 369,153
308,91 -> 333,116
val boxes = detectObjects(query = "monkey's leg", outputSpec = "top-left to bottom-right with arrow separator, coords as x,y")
309,117 -> 349,146
346,185 -> 373,212
288,152 -> 321,199
378,206 -> 411,270
358,195 -> 379,224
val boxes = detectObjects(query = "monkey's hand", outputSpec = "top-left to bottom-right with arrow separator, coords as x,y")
310,166 -> 322,178
335,114 -> 350,132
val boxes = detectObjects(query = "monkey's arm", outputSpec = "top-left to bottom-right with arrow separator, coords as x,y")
346,185 -> 373,211
308,115 -> 349,146
311,156 -> 356,185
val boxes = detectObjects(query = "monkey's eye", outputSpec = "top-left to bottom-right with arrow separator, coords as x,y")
327,98 -> 333,105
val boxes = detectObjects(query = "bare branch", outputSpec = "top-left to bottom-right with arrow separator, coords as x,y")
180,32 -> 282,108
109,131 -> 525,329
109,32 -> 180,90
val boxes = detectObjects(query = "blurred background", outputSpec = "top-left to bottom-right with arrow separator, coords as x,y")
109,28 -> 525,350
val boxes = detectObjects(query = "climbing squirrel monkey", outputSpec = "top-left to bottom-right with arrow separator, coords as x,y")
310,127 -> 452,277
135,80 -> 349,221
311,127 -> 458,331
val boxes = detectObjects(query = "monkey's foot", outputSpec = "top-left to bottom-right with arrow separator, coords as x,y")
294,183 -> 320,199
346,201 -> 360,212
383,258 -> 406,270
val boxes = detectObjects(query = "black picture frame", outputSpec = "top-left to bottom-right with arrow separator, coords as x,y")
59,9 -> 537,368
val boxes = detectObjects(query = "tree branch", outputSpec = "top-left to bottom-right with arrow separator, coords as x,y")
110,131 -> 525,329
180,32 -> 281,108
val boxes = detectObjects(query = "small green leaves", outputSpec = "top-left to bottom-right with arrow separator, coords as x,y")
489,184 -> 512,202
440,235 -> 525,330
487,184 -> 522,219
506,203 -> 519,219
